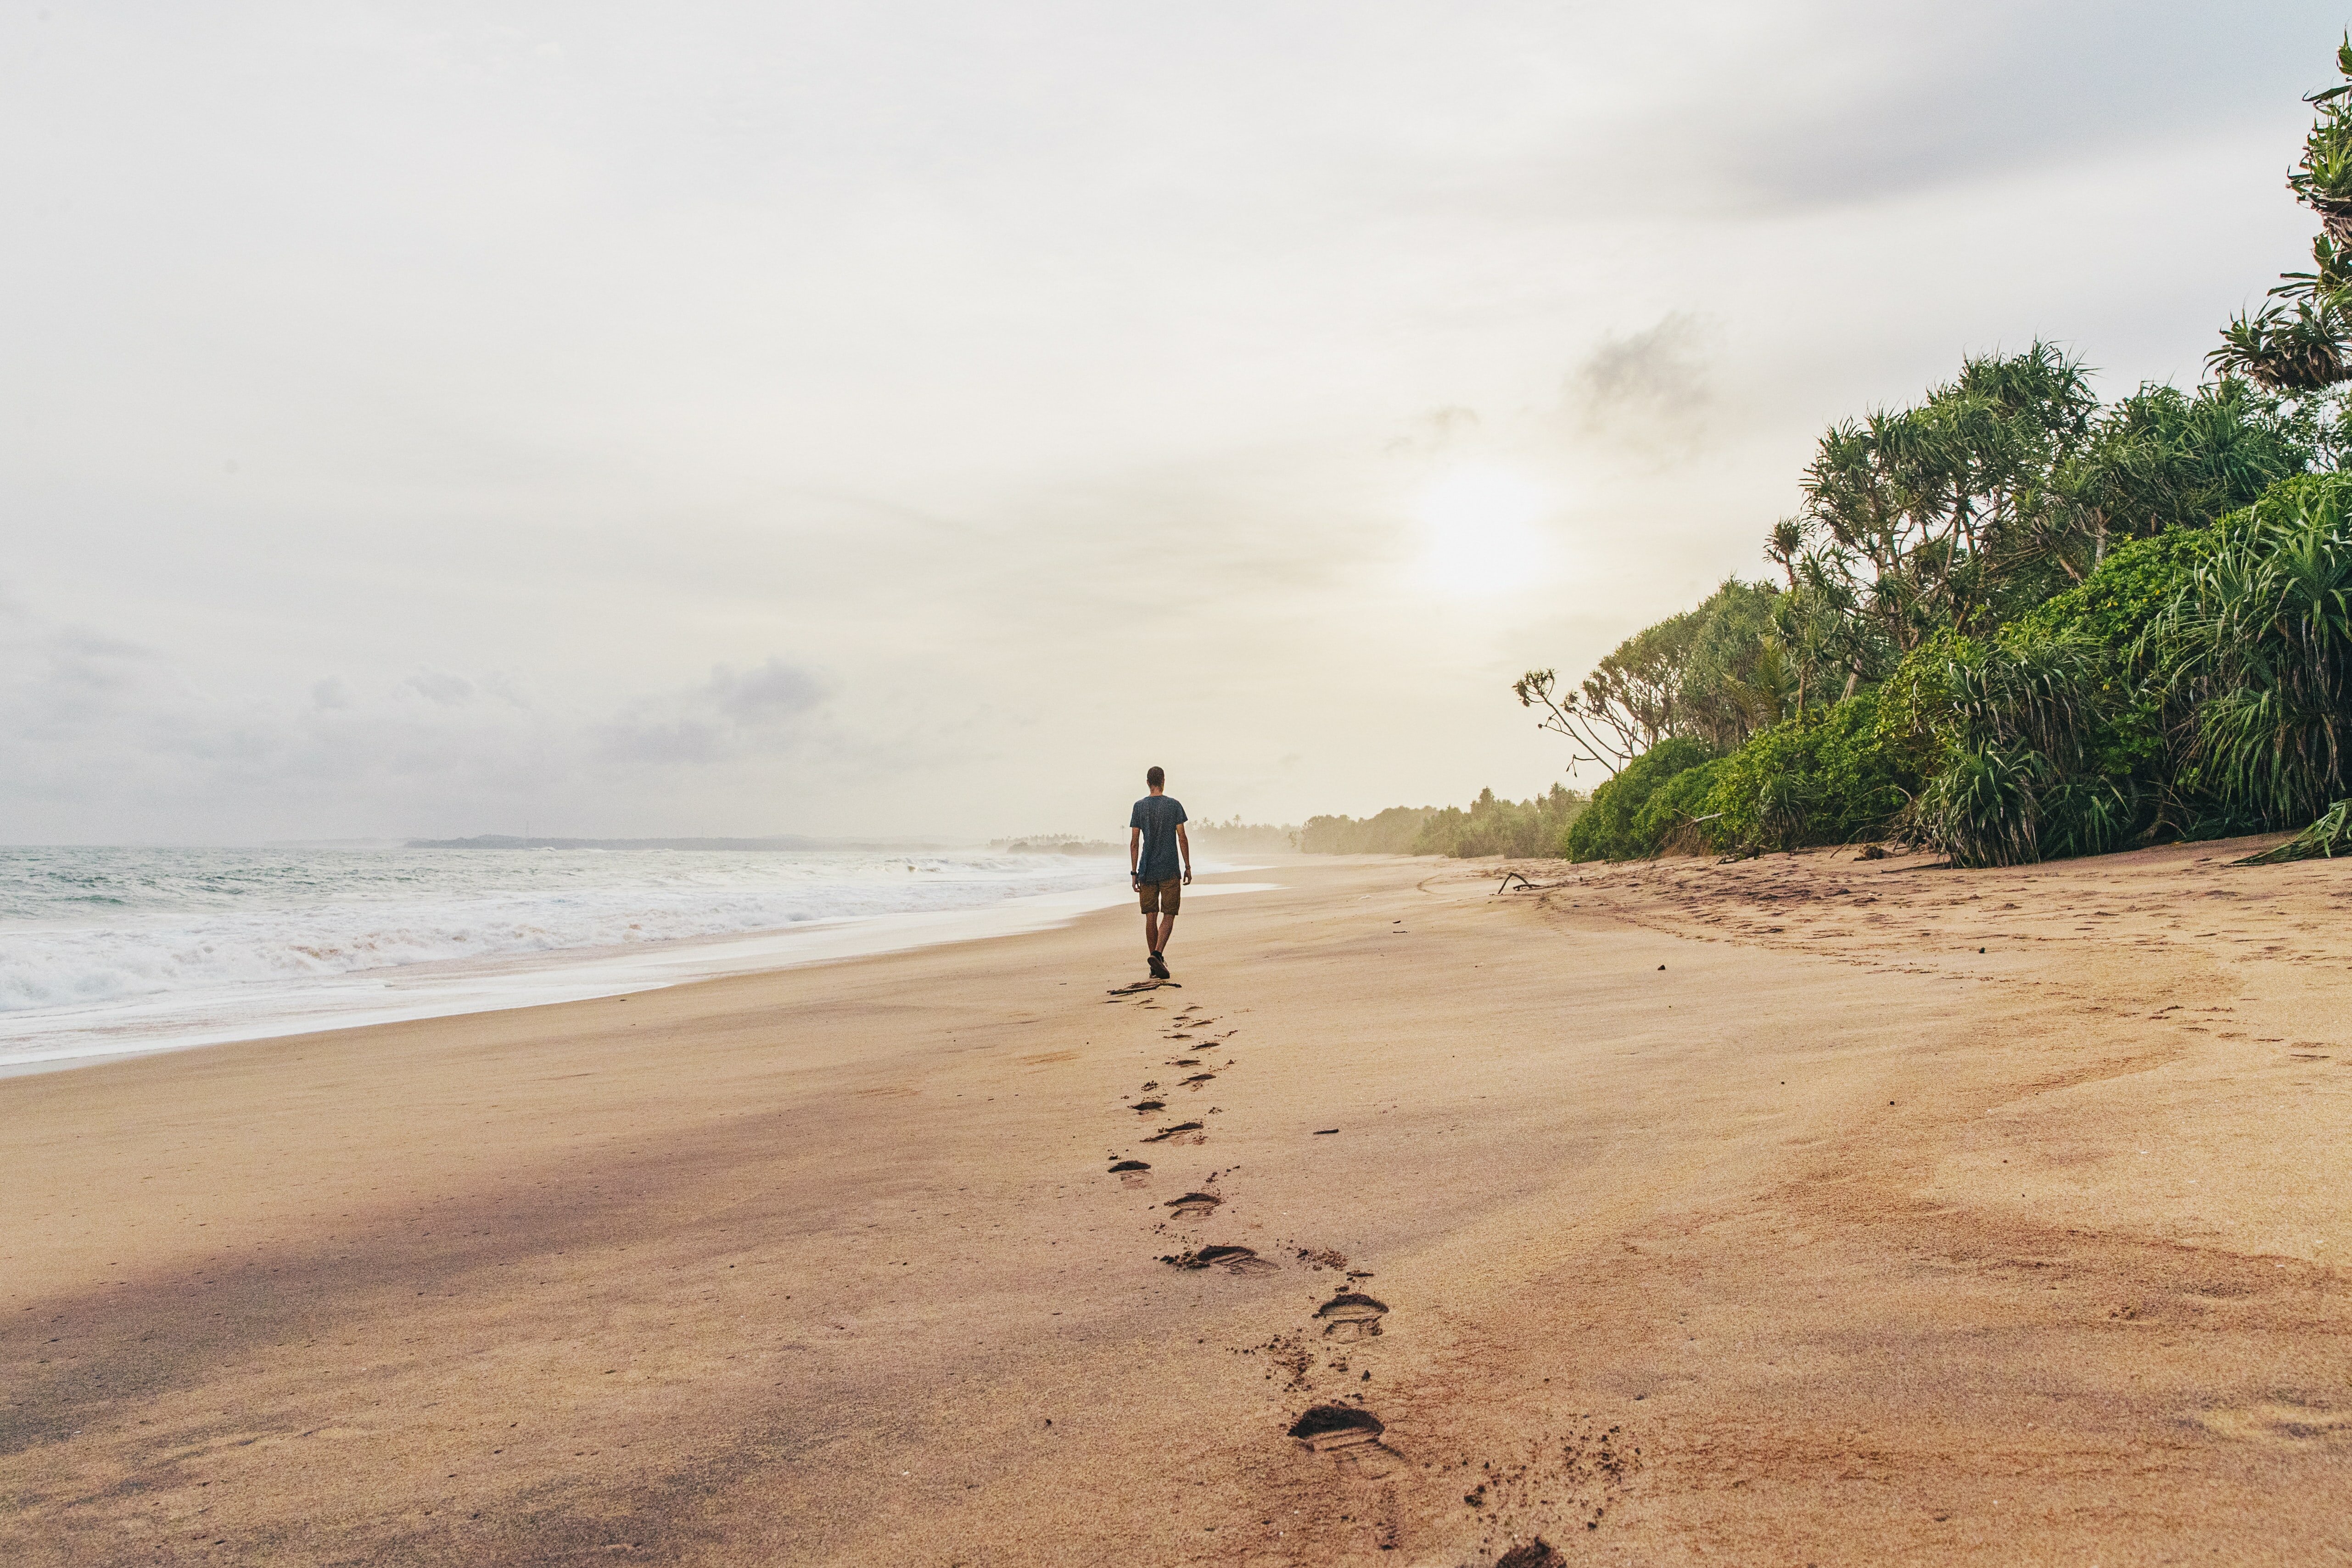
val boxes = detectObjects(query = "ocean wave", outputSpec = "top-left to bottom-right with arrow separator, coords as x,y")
0,846 -> 1117,1017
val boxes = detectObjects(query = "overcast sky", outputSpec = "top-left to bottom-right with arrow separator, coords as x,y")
1,2 -> 2338,842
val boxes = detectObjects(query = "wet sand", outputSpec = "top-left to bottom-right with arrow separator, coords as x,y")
6,846 -> 2352,1564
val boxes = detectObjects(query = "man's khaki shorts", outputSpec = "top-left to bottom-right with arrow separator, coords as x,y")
1137,876 -> 1182,915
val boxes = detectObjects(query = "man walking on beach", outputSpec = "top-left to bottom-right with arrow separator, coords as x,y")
1130,766 -> 1190,980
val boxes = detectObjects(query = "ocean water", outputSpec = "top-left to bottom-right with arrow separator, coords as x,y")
0,844 -> 1151,1073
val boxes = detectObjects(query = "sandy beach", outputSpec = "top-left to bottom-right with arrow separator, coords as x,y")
9,847 -> 2352,1565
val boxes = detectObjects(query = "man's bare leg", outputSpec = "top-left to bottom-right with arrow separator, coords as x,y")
1141,913 -> 1159,957
1153,912 -> 1176,956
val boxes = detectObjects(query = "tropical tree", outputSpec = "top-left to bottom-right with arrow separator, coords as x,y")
1768,556 -> 1883,711
2150,473 -> 2352,827
2212,36 -> 2352,392
2052,381 -> 2307,569
1410,784 -> 1586,857
1509,35 -> 2352,866
1777,343 -> 2098,660
1515,579 -> 1788,770
1677,579 -> 1789,749
1513,608 -> 1703,771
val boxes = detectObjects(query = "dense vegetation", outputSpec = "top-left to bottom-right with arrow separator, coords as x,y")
1186,818 -> 1301,853
1410,785 -> 1585,857
1301,786 -> 1586,858
1298,806 -> 1435,854
1516,40 -> 2352,868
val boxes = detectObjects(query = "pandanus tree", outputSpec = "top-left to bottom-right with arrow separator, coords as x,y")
2050,382 -> 2305,568
1907,632 -> 2141,868
2151,474 -> 2352,829
2211,37 -> 2352,391
1775,343 -> 2098,660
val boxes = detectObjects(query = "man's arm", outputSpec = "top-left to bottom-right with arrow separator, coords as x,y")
1130,826 -> 1143,885
1176,823 -> 1191,884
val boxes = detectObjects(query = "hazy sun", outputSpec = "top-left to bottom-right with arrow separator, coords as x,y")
1415,465 -> 1554,593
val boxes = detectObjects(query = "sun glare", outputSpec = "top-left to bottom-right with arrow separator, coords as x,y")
1415,466 -> 1554,593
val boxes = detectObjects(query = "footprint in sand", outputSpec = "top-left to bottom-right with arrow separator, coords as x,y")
2196,1400 -> 2352,1445
1130,1098 -> 1167,1113
1162,1243 -> 1277,1275
1180,1072 -> 1215,1090
1287,1404 -> 1385,1451
1143,1121 -> 1206,1144
1315,1292 -> 1389,1340
1164,1191 -> 1221,1218
1106,980 -> 1181,997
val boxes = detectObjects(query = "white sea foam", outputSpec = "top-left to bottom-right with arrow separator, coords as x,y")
0,845 -> 1260,1074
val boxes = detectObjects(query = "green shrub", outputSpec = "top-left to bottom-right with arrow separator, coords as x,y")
1902,633 -> 2150,866
2153,471 -> 2352,829
1630,758 -> 1730,855
1707,692 -> 1923,852
2014,526 -> 2216,649
1563,737 -> 1717,861
1877,526 -> 2216,865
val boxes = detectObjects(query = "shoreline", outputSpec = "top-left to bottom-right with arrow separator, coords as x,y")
8,847 -> 2352,1562
0,871 -> 1281,1076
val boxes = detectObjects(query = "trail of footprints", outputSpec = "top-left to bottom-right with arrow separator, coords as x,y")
1101,994 -> 1373,1333
1094,989 -> 1631,1562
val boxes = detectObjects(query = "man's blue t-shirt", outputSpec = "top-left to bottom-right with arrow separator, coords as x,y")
1130,795 -> 1187,883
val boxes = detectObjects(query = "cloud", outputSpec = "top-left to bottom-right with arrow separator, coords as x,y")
710,657 -> 825,723
40,628 -> 162,701
1570,314 -> 1714,456
1,624 -> 176,753
403,669 -> 476,706
594,716 -> 728,767
1383,405 -> 1482,455
1569,1 -> 2329,218
0,592 -> 839,837
597,657 -> 830,767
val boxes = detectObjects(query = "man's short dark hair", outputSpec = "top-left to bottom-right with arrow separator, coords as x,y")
1146,766 -> 1165,789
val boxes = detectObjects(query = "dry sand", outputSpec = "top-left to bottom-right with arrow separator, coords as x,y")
7,846 -> 2352,1565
